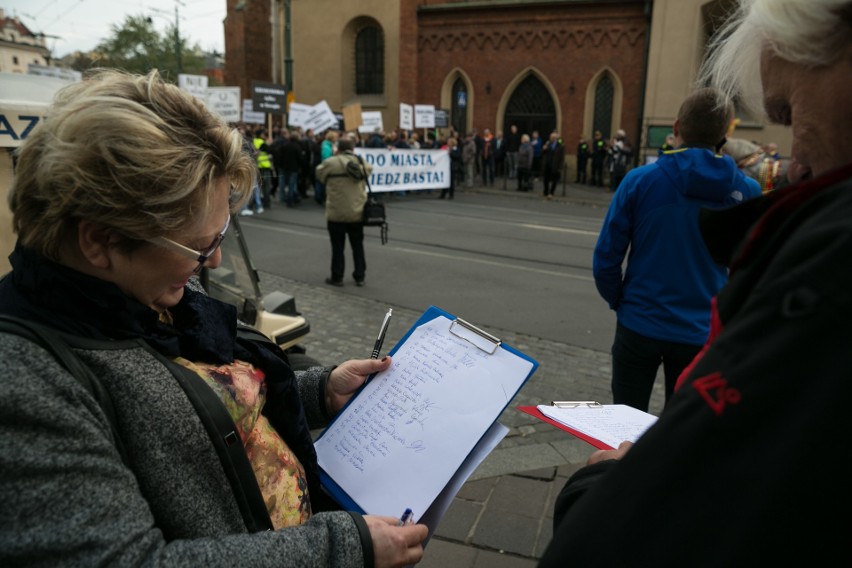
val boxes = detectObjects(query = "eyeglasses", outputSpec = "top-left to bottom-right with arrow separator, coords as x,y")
147,215 -> 231,274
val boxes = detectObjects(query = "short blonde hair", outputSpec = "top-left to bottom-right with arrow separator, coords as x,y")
10,69 -> 255,260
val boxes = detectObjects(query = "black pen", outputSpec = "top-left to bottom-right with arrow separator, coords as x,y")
371,308 -> 393,359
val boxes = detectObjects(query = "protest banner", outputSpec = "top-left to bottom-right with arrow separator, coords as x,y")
243,99 -> 265,124
287,102 -> 311,128
289,100 -> 338,133
343,103 -> 362,131
178,74 -> 208,100
414,105 -> 435,128
359,111 -> 383,134
354,148 -> 450,192
205,87 -> 241,123
251,81 -> 287,114
399,103 -> 413,131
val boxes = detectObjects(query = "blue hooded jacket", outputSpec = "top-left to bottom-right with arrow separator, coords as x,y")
593,147 -> 761,344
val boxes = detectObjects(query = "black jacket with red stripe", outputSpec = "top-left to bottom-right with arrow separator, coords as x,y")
540,163 -> 852,567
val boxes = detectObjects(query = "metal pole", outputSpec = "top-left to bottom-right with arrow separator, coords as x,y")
284,0 -> 293,92
174,3 -> 182,74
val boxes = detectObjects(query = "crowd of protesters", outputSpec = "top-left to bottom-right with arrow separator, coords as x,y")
232,121 -> 658,210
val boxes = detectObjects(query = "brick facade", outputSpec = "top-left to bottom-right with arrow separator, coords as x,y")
224,0 -> 273,105
228,0 -> 649,155
402,0 -> 648,150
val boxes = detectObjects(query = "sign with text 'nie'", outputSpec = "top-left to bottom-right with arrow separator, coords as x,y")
178,74 -> 208,100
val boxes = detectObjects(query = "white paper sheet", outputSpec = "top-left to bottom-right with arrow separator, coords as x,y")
537,404 -> 657,449
315,315 -> 533,519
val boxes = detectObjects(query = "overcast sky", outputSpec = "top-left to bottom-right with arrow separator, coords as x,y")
5,0 -> 227,57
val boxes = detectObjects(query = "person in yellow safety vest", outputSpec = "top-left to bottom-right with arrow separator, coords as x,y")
253,128 -> 273,208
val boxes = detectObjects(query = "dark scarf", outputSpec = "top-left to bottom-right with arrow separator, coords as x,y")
0,244 -> 323,507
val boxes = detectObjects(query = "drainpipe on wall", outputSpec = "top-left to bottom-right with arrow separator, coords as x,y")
269,0 -> 281,132
284,0 -> 293,94
271,0 -> 281,85
635,0 -> 654,166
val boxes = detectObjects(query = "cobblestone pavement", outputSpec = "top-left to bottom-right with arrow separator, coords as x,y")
258,178 -> 664,567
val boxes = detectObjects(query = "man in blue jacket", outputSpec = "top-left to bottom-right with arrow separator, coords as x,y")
593,88 -> 761,412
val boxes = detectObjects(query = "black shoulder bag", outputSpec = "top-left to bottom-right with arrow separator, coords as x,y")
356,155 -> 388,245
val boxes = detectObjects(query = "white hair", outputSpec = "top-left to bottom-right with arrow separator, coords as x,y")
698,0 -> 852,116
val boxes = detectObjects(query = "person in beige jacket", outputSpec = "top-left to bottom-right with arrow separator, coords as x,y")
315,137 -> 372,287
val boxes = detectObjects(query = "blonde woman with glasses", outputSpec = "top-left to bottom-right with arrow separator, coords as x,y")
0,69 -> 426,567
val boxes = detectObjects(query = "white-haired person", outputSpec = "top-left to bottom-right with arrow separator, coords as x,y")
539,0 -> 852,565
0,69 -> 427,567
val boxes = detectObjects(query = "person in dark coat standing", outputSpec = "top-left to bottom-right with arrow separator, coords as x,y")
271,130 -> 305,207
505,124 -> 521,179
541,131 -> 565,200
576,136 -> 590,183
591,130 -> 607,187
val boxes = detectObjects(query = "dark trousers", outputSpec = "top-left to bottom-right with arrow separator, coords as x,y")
258,168 -> 274,206
517,167 -> 531,191
610,323 -> 702,412
440,172 -> 455,199
591,158 -> 605,186
543,169 -> 560,196
576,158 -> 588,183
481,156 -> 495,185
327,221 -> 366,282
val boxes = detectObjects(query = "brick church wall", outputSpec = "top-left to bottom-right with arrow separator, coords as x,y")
402,0 -> 648,150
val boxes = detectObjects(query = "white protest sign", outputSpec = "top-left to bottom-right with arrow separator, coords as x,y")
0,72 -> 68,148
178,74 -> 209,100
242,99 -> 265,124
204,87 -> 241,123
358,111 -> 384,134
287,102 -> 312,128
414,104 -> 435,128
399,103 -> 413,131
354,148 -> 450,192
304,100 -> 339,133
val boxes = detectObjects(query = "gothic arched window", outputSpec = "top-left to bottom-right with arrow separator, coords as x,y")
451,77 -> 468,135
503,75 -> 557,138
592,74 -> 614,139
355,25 -> 384,95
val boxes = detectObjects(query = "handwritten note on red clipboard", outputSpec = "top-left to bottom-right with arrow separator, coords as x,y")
518,403 -> 657,450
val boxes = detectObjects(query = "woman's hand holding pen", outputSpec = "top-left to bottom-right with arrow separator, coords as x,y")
364,514 -> 428,567
325,356 -> 392,415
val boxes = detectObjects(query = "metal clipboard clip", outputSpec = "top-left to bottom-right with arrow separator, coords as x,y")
551,401 -> 602,408
449,317 -> 502,355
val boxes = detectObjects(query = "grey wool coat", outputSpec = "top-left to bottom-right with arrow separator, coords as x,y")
0,332 -> 372,567
0,264 -> 372,567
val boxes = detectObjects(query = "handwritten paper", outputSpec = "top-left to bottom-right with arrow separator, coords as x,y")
537,404 -> 657,449
315,315 -> 534,519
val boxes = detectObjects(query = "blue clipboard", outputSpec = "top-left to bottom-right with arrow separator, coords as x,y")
315,305 -> 539,515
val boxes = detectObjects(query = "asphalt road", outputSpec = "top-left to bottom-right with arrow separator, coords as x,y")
236,188 -> 614,352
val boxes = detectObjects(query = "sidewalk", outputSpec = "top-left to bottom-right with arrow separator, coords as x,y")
257,179 -> 663,566
459,175 -> 615,210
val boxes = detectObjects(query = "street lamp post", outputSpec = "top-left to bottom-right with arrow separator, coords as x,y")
150,0 -> 185,74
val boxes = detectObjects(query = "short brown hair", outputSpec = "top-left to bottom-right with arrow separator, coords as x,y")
677,87 -> 734,148
10,69 -> 255,260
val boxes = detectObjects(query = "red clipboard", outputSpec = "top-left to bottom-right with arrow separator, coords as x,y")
517,405 -> 614,450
